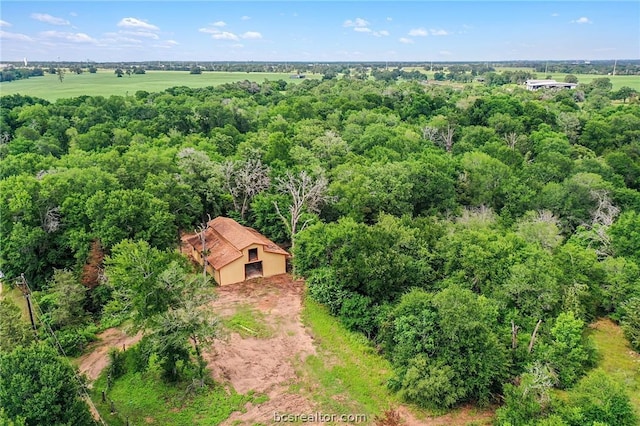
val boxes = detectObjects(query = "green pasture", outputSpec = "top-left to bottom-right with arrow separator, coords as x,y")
0,70 -> 320,101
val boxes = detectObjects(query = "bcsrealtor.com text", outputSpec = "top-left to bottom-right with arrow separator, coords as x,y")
273,412 -> 368,423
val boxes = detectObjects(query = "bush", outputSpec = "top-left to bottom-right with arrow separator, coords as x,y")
567,369 -> 637,426
54,325 -> 97,357
620,297 -> 640,352
338,293 -> 378,337
398,356 -> 464,409
108,348 -> 126,379
306,267 -> 349,315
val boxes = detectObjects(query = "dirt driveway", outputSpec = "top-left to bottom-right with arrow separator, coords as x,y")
203,274 -> 318,425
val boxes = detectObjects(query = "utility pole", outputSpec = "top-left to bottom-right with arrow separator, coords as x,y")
18,274 -> 37,331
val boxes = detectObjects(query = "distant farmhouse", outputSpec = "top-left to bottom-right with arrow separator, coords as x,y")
182,217 -> 289,286
290,74 -> 306,79
525,79 -> 578,90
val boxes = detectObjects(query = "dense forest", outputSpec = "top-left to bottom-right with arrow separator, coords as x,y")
1,73 -> 639,425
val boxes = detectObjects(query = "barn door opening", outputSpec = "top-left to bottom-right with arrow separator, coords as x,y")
244,261 -> 263,280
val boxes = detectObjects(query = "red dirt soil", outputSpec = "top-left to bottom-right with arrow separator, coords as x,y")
203,274 -> 318,425
75,328 -> 142,382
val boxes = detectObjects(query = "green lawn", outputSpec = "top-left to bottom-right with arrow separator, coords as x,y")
0,70 -> 320,101
584,318 -> 640,417
298,298 -> 400,417
0,283 -> 32,324
90,362 -> 266,426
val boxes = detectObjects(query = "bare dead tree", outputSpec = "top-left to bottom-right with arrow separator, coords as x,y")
503,132 -> 520,150
580,189 -> 620,258
511,320 -> 519,350
422,125 -> 439,142
42,206 -> 61,233
273,171 -> 333,252
590,189 -> 619,227
528,319 -> 543,354
439,123 -> 455,153
222,159 -> 271,220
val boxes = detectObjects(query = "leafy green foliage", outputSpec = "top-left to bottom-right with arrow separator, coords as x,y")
382,287 -> 508,408
620,298 -> 640,352
538,312 -> 596,388
565,369 -> 637,426
0,298 -> 34,352
0,343 -> 96,426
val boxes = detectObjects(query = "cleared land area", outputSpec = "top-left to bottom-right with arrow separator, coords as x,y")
84,274 -> 496,425
0,70 -> 320,101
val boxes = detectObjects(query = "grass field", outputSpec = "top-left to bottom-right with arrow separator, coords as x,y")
584,318 -> 640,417
0,70 -> 320,101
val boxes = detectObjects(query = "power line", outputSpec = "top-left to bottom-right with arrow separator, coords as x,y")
21,276 -> 107,426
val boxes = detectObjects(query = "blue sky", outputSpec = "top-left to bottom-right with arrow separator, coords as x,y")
0,1 -> 638,62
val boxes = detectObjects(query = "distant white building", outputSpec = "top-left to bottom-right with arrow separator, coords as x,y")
525,79 -> 578,90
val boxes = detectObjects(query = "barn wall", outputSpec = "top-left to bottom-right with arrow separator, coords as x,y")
217,244 -> 287,285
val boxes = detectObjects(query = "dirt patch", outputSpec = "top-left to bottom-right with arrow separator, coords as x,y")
76,328 -> 142,382
204,274 -> 317,423
396,404 -> 495,426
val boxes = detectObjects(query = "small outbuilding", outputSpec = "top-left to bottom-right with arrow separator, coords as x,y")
181,217 -> 289,286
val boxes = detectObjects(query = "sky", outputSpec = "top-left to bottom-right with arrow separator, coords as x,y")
0,1 -> 638,62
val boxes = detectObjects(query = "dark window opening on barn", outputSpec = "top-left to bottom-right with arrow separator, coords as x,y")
248,248 -> 258,262
245,261 -> 263,280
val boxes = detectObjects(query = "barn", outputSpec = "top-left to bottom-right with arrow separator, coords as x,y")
181,217 -> 289,286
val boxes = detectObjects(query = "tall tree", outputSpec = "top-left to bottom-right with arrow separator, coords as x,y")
273,170 -> 332,251
222,158 -> 270,220
0,343 -> 97,426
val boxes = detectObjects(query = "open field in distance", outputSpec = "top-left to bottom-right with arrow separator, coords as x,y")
0,70 -> 321,101
493,67 -> 640,90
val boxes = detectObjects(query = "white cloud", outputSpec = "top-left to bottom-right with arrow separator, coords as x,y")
117,17 -> 159,31
212,21 -> 226,27
40,30 -> 97,43
386,17 -> 393,21
241,16 -> 251,21
0,30 -> 33,41
378,30 -> 390,36
399,37 -> 414,44
343,18 -> 369,28
439,50 -> 452,56
572,17 -> 592,24
241,31 -> 262,39
199,27 -> 219,34
231,43 -> 244,48
408,28 -> 428,37
0,20 -> 12,27
430,29 -> 450,36
31,13 -> 70,26
354,27 -> 372,33
70,12 -> 78,17
121,30 -> 159,39
154,39 -> 179,48
212,31 -> 239,41
551,13 -> 559,17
